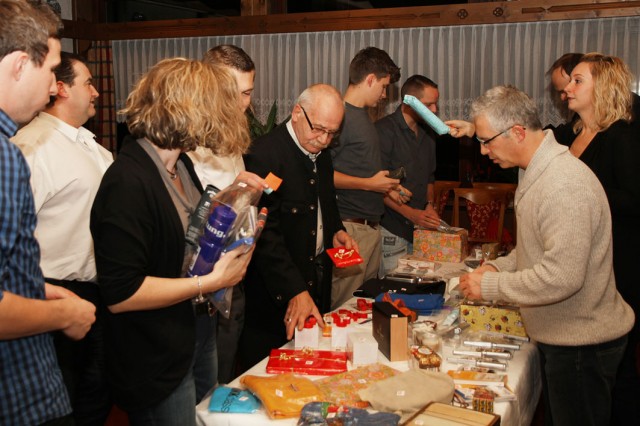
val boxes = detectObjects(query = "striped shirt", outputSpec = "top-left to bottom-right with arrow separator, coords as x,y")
0,109 -> 71,425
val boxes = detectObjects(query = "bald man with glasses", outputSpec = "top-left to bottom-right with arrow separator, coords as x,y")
239,84 -> 356,370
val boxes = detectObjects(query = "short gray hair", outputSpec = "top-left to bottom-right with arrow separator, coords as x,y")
470,85 -> 542,132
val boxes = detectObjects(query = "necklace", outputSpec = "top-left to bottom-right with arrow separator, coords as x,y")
166,166 -> 177,180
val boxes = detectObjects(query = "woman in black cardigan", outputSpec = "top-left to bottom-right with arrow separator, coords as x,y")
558,52 -> 640,425
91,58 -> 259,425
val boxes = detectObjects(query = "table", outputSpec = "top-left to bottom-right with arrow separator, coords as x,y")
196,297 -> 542,426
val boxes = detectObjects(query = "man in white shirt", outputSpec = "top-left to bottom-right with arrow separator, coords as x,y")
188,44 -> 255,190
12,51 -> 113,425
187,44 -> 256,384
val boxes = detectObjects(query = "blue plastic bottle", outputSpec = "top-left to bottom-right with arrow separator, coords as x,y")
187,204 -> 237,279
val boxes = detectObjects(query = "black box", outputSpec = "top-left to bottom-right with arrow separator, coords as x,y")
372,301 -> 409,361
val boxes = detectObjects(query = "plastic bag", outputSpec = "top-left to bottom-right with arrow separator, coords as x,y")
185,181 -> 265,318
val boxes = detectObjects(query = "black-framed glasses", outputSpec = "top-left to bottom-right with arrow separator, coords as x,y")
476,125 -> 522,146
300,105 -> 340,138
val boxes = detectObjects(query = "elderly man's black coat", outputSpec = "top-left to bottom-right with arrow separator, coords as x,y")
240,123 -> 345,365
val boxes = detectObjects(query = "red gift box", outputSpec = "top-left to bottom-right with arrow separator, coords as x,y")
266,349 -> 348,376
326,247 -> 364,268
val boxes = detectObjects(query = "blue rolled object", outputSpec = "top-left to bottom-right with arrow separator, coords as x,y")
403,94 -> 451,135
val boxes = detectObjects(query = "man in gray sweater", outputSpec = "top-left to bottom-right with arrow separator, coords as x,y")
459,85 -> 634,426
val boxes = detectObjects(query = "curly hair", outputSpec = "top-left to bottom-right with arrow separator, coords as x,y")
572,52 -> 633,132
120,58 -> 250,156
0,0 -> 62,66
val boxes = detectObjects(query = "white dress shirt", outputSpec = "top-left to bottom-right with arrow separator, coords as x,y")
12,112 -> 113,281
187,146 -> 245,190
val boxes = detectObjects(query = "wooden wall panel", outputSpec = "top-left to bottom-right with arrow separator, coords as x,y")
62,0 -> 640,41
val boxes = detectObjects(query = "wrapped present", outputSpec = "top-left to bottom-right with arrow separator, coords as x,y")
240,373 -> 322,419
460,301 -> 528,338
314,363 -> 400,408
413,228 -> 469,263
326,247 -> 364,268
266,348 -> 348,375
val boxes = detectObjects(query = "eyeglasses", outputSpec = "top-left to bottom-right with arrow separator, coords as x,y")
300,105 -> 340,138
476,125 -> 522,146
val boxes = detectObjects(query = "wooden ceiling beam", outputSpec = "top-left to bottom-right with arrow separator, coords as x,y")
60,0 -> 640,41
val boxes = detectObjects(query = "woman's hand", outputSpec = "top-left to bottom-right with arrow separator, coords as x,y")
204,245 -> 255,292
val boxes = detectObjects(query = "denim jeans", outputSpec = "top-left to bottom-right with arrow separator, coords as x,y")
127,312 -> 217,426
538,335 -> 627,426
378,226 -> 412,277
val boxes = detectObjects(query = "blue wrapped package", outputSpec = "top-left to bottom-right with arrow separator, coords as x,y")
297,402 -> 400,425
374,292 -> 444,315
208,386 -> 261,413
403,94 -> 451,135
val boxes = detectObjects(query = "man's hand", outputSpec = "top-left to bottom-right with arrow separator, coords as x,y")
333,230 -> 359,253
367,170 -> 399,193
59,297 -> 96,340
459,264 -> 497,300
234,171 -> 269,192
284,291 -> 324,340
409,204 -> 441,229
45,283 -> 79,300
386,185 -> 412,206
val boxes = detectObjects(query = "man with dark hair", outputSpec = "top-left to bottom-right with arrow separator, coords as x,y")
12,51 -> 113,425
188,44 -> 257,383
376,75 -> 442,275
0,1 -> 96,424
330,46 -> 402,309
189,44 -> 255,190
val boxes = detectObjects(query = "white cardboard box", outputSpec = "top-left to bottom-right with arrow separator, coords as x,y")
347,332 -> 378,366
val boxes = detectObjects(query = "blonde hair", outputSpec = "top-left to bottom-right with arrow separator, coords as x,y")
120,57 -> 250,155
573,53 -> 633,133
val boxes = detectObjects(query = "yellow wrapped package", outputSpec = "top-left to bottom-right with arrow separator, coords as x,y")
240,373 -> 322,419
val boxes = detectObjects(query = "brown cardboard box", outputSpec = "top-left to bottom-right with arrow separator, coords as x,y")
402,402 -> 501,425
372,302 -> 409,362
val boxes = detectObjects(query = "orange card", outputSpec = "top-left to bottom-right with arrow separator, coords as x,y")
264,172 -> 282,193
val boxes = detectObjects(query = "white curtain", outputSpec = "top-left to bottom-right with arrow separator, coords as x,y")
112,16 -> 640,126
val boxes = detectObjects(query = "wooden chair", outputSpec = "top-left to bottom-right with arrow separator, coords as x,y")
433,180 -> 461,220
452,187 -> 511,244
472,182 -> 517,242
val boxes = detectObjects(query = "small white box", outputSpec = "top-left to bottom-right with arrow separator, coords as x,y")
294,324 -> 320,349
347,332 -> 378,366
331,322 -> 351,349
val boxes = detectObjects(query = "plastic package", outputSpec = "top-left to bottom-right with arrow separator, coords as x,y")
184,181 -> 265,318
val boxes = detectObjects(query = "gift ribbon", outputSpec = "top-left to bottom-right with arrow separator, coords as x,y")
381,293 -> 417,322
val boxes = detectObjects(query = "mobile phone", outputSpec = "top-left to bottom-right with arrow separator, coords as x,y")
388,166 -> 406,180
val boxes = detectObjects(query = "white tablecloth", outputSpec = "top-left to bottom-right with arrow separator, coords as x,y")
196,298 -> 542,426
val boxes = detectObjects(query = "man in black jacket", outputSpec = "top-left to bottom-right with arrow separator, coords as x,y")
239,84 -> 357,369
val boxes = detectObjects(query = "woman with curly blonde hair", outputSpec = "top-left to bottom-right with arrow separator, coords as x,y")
561,52 -> 640,424
91,58 -> 264,425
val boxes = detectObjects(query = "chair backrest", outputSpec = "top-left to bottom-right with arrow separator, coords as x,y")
433,180 -> 461,218
452,187 -> 511,244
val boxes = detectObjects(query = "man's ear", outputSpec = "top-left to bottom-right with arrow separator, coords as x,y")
56,81 -> 69,98
365,73 -> 376,87
12,52 -> 29,81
